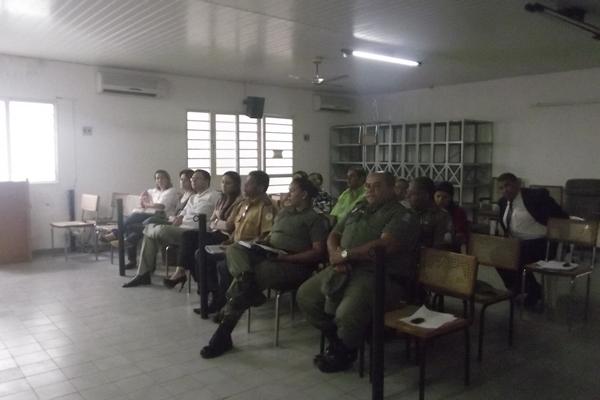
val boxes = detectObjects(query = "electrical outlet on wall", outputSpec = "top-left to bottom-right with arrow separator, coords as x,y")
82,126 -> 93,136
303,134 -> 310,142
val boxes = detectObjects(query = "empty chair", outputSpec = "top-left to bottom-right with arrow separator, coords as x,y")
523,218 -> 598,328
384,248 -> 478,400
468,233 -> 520,361
50,193 -> 99,261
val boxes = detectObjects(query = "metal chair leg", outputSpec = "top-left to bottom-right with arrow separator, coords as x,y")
51,227 -> 55,252
520,269 -> 527,319
465,328 -> 471,386
358,339 -> 365,378
63,230 -> 69,262
584,275 -> 591,322
247,308 -> 252,333
187,270 -> 192,294
568,278 -> 576,331
509,298 -> 515,346
478,305 -> 487,362
274,291 -> 281,346
94,229 -> 98,261
418,339 -> 426,400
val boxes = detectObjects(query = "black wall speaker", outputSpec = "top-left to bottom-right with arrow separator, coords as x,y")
244,96 -> 265,119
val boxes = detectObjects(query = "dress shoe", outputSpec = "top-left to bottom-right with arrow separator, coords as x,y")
122,273 -> 151,288
200,324 -> 233,359
163,275 -> 187,291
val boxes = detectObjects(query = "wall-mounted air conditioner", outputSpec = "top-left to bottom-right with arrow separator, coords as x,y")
313,94 -> 354,113
96,70 -> 168,98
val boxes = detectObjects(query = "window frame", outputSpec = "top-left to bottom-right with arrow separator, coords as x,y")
0,98 -> 58,184
186,110 -> 294,188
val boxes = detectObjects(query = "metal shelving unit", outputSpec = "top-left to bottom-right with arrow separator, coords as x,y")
330,120 -> 494,210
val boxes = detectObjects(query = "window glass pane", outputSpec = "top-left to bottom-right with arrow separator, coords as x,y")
216,140 -> 236,150
270,177 -> 293,186
265,124 -> 293,133
266,159 -> 293,167
188,149 -> 211,159
187,121 -> 210,130
188,111 -> 210,121
239,115 -> 257,123
239,132 -> 257,141
239,123 -> 257,132
187,111 -> 211,172
187,131 -> 210,140
265,117 -> 292,125
187,140 -> 210,150
239,167 -> 255,176
239,158 -> 258,167
265,167 -> 293,175
216,131 -> 236,141
215,149 -> 236,158
265,133 -> 293,142
239,150 -> 257,158
216,114 -> 236,122
216,159 -> 237,168
216,122 -> 236,131
0,101 -> 7,181
267,185 -> 289,194
188,159 -> 211,168
240,141 -> 258,150
9,101 -> 56,182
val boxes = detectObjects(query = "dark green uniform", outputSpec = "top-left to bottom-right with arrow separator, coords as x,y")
410,205 -> 453,250
222,206 -> 329,325
296,199 -> 419,348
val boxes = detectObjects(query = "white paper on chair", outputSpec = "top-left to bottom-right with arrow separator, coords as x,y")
399,305 -> 457,329
535,260 -> 578,271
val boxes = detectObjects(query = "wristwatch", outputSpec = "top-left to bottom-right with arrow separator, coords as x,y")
340,249 -> 349,260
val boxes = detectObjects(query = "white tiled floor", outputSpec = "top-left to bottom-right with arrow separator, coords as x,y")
1,254 -> 600,400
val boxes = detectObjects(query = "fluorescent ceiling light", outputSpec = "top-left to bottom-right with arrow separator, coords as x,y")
350,50 -> 420,67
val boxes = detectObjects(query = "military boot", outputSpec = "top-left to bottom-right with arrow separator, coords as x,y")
315,337 -> 357,373
200,321 -> 234,359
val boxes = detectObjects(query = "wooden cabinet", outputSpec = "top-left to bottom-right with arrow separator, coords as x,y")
0,181 -> 31,264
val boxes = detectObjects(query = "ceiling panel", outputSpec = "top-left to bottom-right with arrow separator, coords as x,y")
0,0 -> 598,94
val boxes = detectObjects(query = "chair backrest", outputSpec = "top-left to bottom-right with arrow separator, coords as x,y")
418,248 -> 478,300
468,233 -> 520,271
546,218 -> 598,247
123,195 -> 141,217
80,194 -> 99,221
530,185 -> 563,207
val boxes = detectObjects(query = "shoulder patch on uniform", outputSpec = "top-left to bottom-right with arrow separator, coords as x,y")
265,213 -> 273,221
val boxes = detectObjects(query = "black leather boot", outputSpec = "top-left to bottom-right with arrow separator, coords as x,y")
200,322 -> 234,359
315,335 -> 357,373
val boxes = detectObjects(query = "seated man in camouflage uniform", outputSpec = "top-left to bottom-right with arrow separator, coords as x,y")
405,176 -> 454,250
200,177 -> 329,358
297,171 -> 420,373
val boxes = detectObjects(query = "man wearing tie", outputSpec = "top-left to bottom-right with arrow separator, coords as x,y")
497,173 -> 568,307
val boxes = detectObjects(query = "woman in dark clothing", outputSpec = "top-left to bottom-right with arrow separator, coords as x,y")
164,171 -> 242,298
434,181 -> 469,253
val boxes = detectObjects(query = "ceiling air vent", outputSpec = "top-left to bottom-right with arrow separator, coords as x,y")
96,70 -> 168,98
313,94 -> 354,113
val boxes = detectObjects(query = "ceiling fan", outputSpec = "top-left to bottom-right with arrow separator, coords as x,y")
289,57 -> 348,87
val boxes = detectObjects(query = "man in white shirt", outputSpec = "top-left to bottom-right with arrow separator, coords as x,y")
497,172 -> 568,307
123,170 -> 220,288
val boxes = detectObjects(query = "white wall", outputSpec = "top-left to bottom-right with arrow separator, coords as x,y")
348,67 -> 600,186
0,54 -> 345,250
